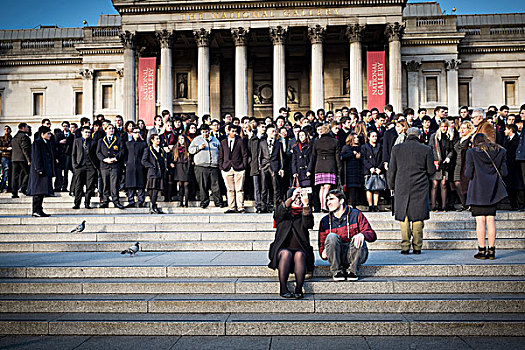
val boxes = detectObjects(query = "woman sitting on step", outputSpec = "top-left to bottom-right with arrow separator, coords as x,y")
268,187 -> 315,299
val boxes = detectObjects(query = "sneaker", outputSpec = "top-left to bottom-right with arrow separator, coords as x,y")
333,271 -> 346,282
346,272 -> 359,281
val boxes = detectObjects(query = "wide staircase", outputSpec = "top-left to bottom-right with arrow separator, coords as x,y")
0,193 -> 524,336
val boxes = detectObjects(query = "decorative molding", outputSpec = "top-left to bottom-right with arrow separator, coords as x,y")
0,58 -> 81,66
119,30 -> 136,50
404,60 -> 421,72
459,46 -> 525,54
231,27 -> 250,46
308,25 -> 326,44
402,38 -> 461,46
445,59 -> 461,71
193,28 -> 210,47
116,0 -> 407,14
385,22 -> 405,42
156,30 -> 175,49
79,69 -> 94,79
116,68 -> 124,78
345,23 -> 366,43
269,26 -> 288,45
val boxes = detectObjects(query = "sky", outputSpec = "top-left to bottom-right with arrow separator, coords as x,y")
0,0 -> 524,30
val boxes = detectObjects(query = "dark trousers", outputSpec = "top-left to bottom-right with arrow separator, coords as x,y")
100,166 -> 121,205
32,195 -> 44,214
73,165 -> 97,206
127,188 -> 146,205
194,166 -> 222,206
260,167 -> 281,209
11,161 -> 29,196
54,156 -> 72,191
149,189 -> 160,208
252,174 -> 262,210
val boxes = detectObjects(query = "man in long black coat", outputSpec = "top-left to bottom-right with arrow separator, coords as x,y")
27,127 -> 56,217
387,128 -> 436,254
71,127 -> 98,209
11,123 -> 32,198
125,127 -> 147,208
54,121 -> 74,192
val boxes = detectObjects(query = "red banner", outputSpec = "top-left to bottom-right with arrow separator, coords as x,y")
367,51 -> 386,112
138,57 -> 157,126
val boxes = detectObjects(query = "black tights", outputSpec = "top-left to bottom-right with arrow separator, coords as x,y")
431,179 -> 447,209
453,181 -> 466,207
346,187 -> 359,208
178,181 -> 189,205
278,249 -> 306,294
149,189 -> 159,207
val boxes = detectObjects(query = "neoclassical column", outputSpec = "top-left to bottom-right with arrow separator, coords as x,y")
346,24 -> 366,111
79,69 -> 94,120
194,28 -> 211,117
446,59 -> 461,115
269,26 -> 287,119
385,23 -> 404,113
156,30 -> 174,114
308,25 -> 325,112
404,60 -> 421,110
231,27 -> 249,118
119,31 -> 137,121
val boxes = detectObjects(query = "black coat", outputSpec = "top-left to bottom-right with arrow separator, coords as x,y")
291,142 -> 312,186
361,143 -> 383,176
71,137 -> 98,170
259,138 -> 285,173
125,139 -> 147,188
387,136 -> 436,222
465,147 -> 508,206
219,135 -> 248,171
96,135 -> 125,170
309,134 -> 341,175
503,135 -> 524,190
11,131 -> 31,163
268,203 -> 315,271
248,135 -> 262,176
27,138 -> 56,196
381,127 -> 398,165
341,145 -> 363,187
142,146 -> 168,179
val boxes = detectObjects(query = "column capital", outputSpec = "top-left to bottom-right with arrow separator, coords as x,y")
156,30 -> 175,49
79,68 -> 93,80
194,28 -> 210,47
115,68 -> 124,78
345,24 -> 366,43
119,30 -> 136,50
404,60 -> 422,72
308,25 -> 326,44
269,26 -> 288,45
231,27 -> 250,46
445,58 -> 461,71
385,22 -> 405,42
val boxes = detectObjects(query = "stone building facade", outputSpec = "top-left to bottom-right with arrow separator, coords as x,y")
0,1 -> 524,127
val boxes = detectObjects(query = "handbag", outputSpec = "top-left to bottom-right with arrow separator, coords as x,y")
364,174 -> 387,191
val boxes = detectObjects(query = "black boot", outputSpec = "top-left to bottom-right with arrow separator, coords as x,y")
487,246 -> 496,260
474,246 -> 487,260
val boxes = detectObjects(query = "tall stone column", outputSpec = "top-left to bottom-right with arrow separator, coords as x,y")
405,60 -> 421,110
231,27 -> 249,118
194,28 -> 210,117
385,23 -> 404,113
270,26 -> 287,119
119,31 -> 137,121
79,69 -> 94,120
446,59 -> 461,115
308,25 -> 325,112
346,24 -> 365,111
156,30 -> 174,114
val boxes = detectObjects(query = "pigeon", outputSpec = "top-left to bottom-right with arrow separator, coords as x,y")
71,220 -> 86,233
121,242 -> 140,257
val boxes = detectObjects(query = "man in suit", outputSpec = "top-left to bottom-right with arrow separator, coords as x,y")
147,115 -> 164,145
219,124 -> 248,213
419,116 -> 433,145
258,124 -> 285,211
11,123 -> 32,198
96,124 -> 125,209
71,126 -> 98,209
54,121 -> 75,192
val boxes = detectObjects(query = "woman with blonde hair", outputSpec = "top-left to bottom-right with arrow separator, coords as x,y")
452,120 -> 475,211
429,119 -> 456,211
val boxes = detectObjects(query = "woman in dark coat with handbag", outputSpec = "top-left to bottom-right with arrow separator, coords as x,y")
268,188 -> 314,299
27,127 -> 55,217
142,134 -> 168,214
170,134 -> 191,207
341,133 -> 363,209
309,124 -> 341,212
360,130 -> 383,212
465,133 -> 508,260
291,130 -> 312,187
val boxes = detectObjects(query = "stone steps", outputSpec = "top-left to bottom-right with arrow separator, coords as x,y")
0,293 -> 523,314
0,277 -> 523,295
1,313 -> 523,336
1,238 -> 524,252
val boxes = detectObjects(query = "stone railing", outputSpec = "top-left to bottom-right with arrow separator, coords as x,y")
0,42 -> 13,50
21,40 -> 55,49
62,39 -> 84,48
416,17 -> 446,27
459,28 -> 481,35
490,27 -> 525,35
92,27 -> 120,37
